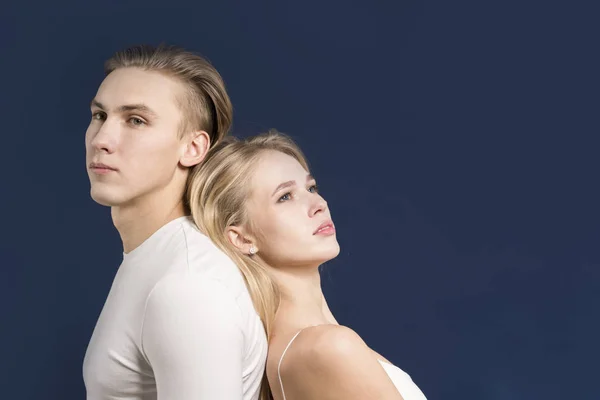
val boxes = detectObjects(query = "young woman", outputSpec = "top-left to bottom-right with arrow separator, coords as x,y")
187,130 -> 427,400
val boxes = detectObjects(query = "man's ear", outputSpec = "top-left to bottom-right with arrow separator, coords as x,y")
226,226 -> 258,255
180,130 -> 210,168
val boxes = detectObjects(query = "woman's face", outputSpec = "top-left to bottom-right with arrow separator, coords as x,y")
244,150 -> 340,269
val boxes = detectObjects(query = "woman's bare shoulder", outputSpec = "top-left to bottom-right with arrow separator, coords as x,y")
277,325 -> 404,400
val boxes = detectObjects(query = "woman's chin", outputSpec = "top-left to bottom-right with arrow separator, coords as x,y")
316,245 -> 341,265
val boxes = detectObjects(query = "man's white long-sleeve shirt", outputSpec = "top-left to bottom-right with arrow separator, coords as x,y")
83,216 -> 267,399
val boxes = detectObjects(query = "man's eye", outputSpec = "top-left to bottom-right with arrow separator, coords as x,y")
129,117 -> 145,126
92,112 -> 106,121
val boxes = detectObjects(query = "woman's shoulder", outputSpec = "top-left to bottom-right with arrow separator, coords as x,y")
278,324 -> 369,375
273,325 -> 404,399
297,324 -> 365,353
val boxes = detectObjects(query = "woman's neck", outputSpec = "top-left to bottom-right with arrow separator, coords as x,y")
271,267 -> 338,327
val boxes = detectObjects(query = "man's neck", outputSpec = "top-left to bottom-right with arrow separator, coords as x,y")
111,192 -> 187,254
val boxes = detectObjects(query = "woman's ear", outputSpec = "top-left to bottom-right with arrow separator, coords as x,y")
226,226 -> 258,255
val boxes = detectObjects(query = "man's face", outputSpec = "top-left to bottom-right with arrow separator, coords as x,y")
85,68 -> 188,208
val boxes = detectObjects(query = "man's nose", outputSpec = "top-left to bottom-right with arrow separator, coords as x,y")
90,120 -> 118,154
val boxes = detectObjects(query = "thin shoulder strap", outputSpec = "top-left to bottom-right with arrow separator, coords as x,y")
277,329 -> 307,400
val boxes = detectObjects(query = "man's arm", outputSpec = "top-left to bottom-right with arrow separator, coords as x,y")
141,273 -> 245,399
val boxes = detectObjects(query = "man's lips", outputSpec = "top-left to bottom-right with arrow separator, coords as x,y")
89,162 -> 118,174
89,162 -> 117,171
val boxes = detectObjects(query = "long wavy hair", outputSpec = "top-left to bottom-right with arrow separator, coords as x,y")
186,129 -> 310,399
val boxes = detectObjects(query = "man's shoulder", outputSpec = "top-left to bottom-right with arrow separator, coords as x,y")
146,264 -> 266,348
147,271 -> 241,310
157,219 -> 252,300
179,218 -> 237,266
142,217 -> 263,326
157,217 -> 238,278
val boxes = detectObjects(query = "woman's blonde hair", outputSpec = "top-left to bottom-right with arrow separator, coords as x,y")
186,129 -> 310,400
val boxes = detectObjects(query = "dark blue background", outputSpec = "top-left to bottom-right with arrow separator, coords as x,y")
2,1 -> 598,398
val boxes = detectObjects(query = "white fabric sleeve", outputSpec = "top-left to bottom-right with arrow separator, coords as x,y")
141,273 -> 245,399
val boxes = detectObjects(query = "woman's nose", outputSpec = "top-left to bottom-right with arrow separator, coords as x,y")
309,195 -> 327,217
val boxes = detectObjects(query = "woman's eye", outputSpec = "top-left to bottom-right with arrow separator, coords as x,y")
308,184 -> 318,193
278,192 -> 292,202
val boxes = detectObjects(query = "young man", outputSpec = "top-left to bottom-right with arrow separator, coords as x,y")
82,44 -> 267,400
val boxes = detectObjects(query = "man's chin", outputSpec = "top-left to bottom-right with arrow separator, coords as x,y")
90,188 -> 126,207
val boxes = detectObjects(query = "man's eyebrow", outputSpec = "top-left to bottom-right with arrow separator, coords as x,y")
90,99 -> 104,109
117,104 -> 158,117
90,99 -> 158,117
